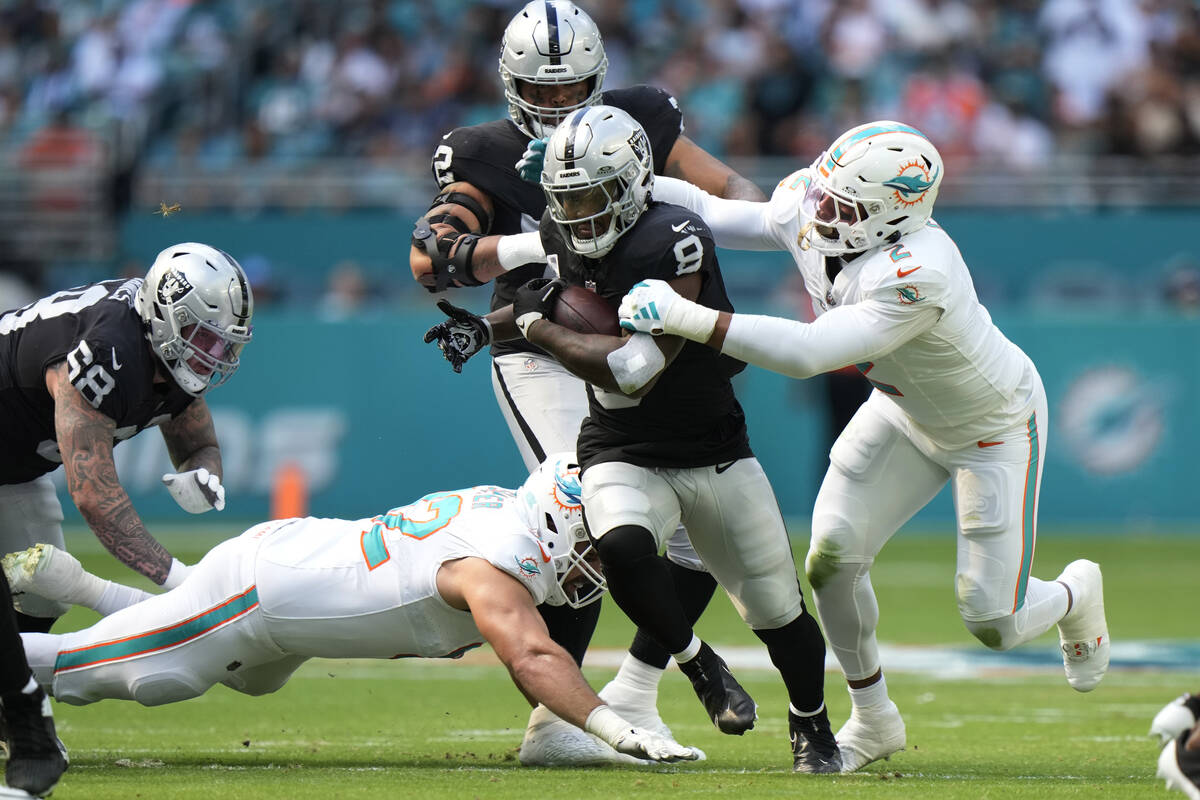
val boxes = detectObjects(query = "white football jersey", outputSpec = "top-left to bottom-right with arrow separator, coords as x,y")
655,172 -> 1038,448
251,486 -> 556,660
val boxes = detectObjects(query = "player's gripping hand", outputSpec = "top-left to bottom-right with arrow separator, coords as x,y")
423,299 -> 492,373
619,279 -> 720,342
515,137 -> 548,184
585,706 -> 700,763
513,277 -> 565,338
162,467 -> 225,513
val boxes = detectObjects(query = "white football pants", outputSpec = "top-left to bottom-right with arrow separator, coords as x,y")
25,525 -> 305,706
806,382 -> 1069,680
581,458 -> 804,630
491,352 -> 704,571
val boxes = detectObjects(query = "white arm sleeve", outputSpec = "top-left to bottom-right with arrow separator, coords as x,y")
653,176 -> 786,251
720,301 -> 942,379
496,231 -> 547,271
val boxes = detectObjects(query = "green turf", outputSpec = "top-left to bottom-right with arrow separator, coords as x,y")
33,527 -> 1200,798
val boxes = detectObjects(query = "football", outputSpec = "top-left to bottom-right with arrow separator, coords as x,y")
551,284 -> 621,336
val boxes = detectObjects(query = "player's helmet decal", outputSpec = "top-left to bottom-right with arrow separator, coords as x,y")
517,452 -> 606,608
136,242 -> 253,397
800,121 -> 944,256
541,105 -> 654,258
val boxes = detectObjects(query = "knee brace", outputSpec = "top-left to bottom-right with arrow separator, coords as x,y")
594,525 -> 658,571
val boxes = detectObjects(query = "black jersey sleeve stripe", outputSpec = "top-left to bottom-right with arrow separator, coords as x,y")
545,1 -> 561,65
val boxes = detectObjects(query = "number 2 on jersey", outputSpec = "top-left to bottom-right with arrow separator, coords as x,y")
360,491 -> 463,569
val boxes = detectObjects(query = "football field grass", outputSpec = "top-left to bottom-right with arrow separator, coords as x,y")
34,526 -> 1200,799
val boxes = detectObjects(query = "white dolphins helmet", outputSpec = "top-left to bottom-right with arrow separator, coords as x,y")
499,0 -> 607,139
799,121 -> 943,256
136,242 -> 253,396
517,452 -> 606,608
541,105 -> 654,258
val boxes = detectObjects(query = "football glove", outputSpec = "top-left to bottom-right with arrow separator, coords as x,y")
162,467 -> 225,513
424,299 -> 492,373
619,279 -> 720,341
513,277 -> 565,338
584,706 -> 700,763
515,137 -> 548,184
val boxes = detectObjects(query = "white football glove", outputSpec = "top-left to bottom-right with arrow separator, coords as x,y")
162,467 -> 225,513
584,705 -> 700,764
618,279 -> 719,342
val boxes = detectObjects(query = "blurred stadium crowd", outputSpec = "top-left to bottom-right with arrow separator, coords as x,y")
0,0 -> 1198,307
4,0 -> 1200,168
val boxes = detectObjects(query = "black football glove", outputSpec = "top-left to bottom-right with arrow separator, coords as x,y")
423,299 -> 492,373
513,277 -> 566,339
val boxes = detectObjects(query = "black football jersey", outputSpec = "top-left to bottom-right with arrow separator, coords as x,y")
539,202 -> 753,470
0,278 -> 196,485
430,85 -> 684,358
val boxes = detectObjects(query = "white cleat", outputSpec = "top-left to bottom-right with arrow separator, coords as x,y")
836,700 -> 906,773
2,545 -> 83,606
1158,734 -> 1200,800
1153,695 -> 1200,746
597,679 -> 706,761
1055,559 -> 1109,692
518,704 -> 652,767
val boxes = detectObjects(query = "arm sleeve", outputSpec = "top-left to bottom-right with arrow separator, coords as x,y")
720,300 -> 942,379
653,176 -> 787,252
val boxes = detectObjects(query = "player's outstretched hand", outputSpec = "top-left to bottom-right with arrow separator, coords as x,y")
423,299 -> 492,373
162,467 -> 225,513
619,279 -> 682,336
515,137 -> 548,183
610,727 -> 702,763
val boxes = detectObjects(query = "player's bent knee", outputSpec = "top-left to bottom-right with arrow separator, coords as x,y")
128,671 -> 210,706
805,512 -> 864,591
962,613 -> 1021,651
594,525 -> 657,565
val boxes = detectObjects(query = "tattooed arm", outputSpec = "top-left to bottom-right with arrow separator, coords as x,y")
46,361 -> 174,585
159,398 -> 222,476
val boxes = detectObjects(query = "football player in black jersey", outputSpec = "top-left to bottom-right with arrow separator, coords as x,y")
410,0 -> 768,767
0,242 -> 252,634
425,106 -> 840,774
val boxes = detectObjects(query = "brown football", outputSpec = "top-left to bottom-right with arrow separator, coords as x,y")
551,284 -> 621,336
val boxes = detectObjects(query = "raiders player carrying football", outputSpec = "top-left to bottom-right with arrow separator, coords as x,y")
411,0 -> 766,767
0,242 -> 252,633
425,106 -> 840,775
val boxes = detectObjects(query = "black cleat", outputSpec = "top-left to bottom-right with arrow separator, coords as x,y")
3,686 -> 68,796
789,707 -> 842,774
678,642 -> 757,735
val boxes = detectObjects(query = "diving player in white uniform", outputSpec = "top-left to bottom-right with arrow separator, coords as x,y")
617,121 -> 1111,773
4,455 -> 699,766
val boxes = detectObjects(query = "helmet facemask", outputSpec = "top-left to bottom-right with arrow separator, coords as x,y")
799,121 -> 943,257
138,243 -> 254,397
518,452 -> 607,609
542,106 -> 654,258
499,0 -> 608,139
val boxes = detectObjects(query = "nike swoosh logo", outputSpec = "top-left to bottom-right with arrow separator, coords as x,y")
715,460 -> 738,474
977,440 -> 1005,448
536,542 -> 552,563
111,348 -> 123,370
896,266 -> 921,278
671,221 -> 690,233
